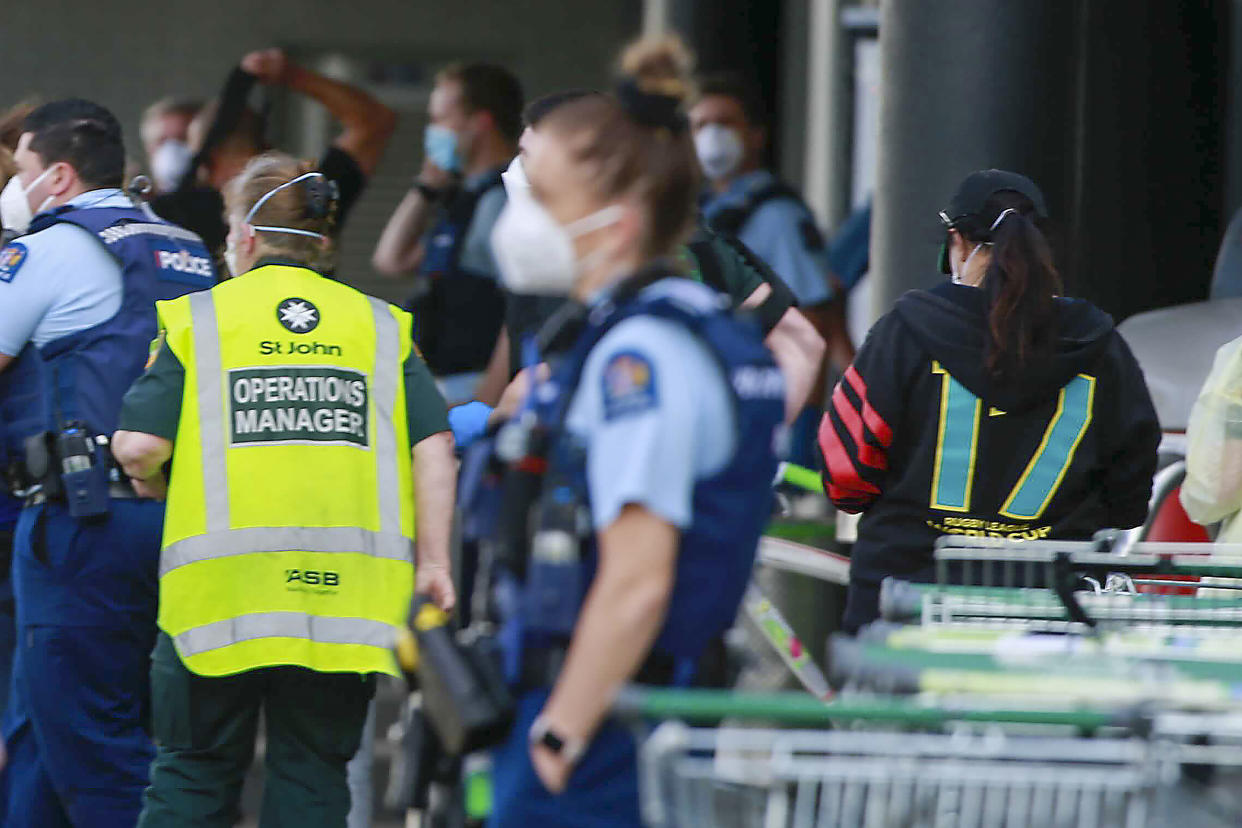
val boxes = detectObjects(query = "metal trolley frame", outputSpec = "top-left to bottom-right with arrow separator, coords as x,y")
619,690 -> 1242,828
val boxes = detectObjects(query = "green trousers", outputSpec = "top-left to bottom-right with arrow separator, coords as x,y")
138,633 -> 375,828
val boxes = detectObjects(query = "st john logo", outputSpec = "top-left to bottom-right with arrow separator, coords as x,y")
277,297 -> 320,333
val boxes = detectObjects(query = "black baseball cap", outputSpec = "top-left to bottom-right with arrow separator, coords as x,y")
938,169 -> 1048,273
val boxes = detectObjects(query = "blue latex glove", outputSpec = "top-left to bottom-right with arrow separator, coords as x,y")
448,400 -> 495,451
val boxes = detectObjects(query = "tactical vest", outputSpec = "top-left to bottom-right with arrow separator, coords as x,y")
408,171 -> 506,376
157,264 -> 416,677
706,178 -> 826,254
514,278 -> 784,677
0,203 -> 216,462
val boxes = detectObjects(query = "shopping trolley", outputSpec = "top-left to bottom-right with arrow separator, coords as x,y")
617,688 -> 1242,828
881,537 -> 1242,631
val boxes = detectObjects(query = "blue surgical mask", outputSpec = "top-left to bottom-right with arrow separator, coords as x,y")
424,125 -> 463,174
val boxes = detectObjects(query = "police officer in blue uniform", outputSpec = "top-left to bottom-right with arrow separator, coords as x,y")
372,62 -> 524,405
691,72 -> 839,468
0,99 -> 216,827
474,75 -> 784,826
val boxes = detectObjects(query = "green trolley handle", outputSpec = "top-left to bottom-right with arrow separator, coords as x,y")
776,462 -> 825,494
614,687 -> 1137,731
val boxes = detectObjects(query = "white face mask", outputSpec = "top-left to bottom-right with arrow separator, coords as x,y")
223,239 -> 241,279
950,209 -> 1015,285
0,166 -> 54,234
694,124 -> 745,181
150,139 -> 192,193
951,243 -> 985,286
500,155 -> 530,200
491,192 -> 624,296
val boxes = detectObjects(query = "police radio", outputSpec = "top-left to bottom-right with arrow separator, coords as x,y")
522,479 -> 588,637
489,411 -> 547,578
56,422 -> 110,519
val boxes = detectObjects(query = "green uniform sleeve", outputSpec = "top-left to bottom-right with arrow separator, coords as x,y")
707,232 -> 767,300
118,345 -> 186,441
404,349 -> 451,446
682,226 -> 798,335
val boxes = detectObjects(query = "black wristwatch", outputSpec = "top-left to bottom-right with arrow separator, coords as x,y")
414,181 -> 446,203
529,715 -> 584,765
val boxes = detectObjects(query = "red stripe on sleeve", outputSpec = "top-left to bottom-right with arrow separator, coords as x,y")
844,366 -> 894,448
830,384 -> 888,471
817,410 -> 881,504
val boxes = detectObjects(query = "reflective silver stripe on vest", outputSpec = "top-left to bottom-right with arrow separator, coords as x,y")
367,297 -> 402,536
188,291 -> 230,532
160,526 -> 414,577
174,611 -> 396,658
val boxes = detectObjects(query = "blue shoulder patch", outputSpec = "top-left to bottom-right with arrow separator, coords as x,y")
0,243 -> 28,283
601,350 -> 658,421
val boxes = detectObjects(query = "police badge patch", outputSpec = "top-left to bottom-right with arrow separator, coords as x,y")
601,350 -> 658,421
0,243 -> 28,283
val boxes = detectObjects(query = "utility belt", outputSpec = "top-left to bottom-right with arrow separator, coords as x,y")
519,636 -> 730,692
25,480 -> 137,507
5,424 -> 124,518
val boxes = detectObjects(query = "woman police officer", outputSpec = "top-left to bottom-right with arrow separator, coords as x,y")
819,169 -> 1160,632
479,71 -> 786,825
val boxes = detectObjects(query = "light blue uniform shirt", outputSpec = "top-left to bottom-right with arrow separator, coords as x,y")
457,171 -> 507,279
702,170 -> 833,307
0,189 -> 129,356
565,279 -> 737,531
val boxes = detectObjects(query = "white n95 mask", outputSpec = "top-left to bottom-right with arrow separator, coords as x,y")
150,139 -> 192,193
491,195 -> 623,296
500,155 -> 530,199
0,166 -> 54,234
694,124 -> 744,181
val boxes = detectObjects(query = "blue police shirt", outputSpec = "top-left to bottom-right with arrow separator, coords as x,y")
564,279 -> 737,531
456,171 -> 506,280
702,170 -> 833,307
827,199 -> 872,293
0,189 -> 129,356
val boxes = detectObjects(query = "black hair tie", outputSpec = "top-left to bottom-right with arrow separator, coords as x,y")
614,78 -> 688,135
302,176 -> 339,220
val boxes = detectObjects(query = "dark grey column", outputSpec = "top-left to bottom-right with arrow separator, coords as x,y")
667,0 -> 785,166
870,0 -> 1078,319
872,0 -> 1227,322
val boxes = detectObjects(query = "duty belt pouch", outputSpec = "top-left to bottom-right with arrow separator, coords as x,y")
22,432 -> 62,500
520,479 -> 587,637
55,425 -> 110,519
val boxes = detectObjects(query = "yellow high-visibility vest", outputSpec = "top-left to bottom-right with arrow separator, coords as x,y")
157,263 -> 415,677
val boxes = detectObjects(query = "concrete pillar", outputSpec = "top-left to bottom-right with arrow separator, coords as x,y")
870,0 -> 1078,320
802,0 -> 852,229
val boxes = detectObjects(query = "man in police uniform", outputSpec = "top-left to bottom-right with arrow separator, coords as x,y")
372,62 -> 523,404
691,72 -> 841,464
0,99 -> 216,826
112,155 -> 455,826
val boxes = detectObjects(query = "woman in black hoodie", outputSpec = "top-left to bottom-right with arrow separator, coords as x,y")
819,169 -> 1160,633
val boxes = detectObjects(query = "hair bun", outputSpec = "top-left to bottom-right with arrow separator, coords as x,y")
617,35 -> 696,102
615,77 -> 688,135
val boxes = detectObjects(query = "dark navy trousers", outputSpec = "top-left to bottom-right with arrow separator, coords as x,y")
1,499 -> 163,827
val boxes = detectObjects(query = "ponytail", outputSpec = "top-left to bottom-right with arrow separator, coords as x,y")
981,200 -> 1061,378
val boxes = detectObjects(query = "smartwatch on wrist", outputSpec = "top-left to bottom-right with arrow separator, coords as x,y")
529,715 -> 584,766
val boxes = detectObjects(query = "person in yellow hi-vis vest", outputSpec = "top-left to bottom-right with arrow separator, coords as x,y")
112,153 -> 457,828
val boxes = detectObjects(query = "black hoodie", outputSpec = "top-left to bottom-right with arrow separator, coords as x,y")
820,282 -> 1160,631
